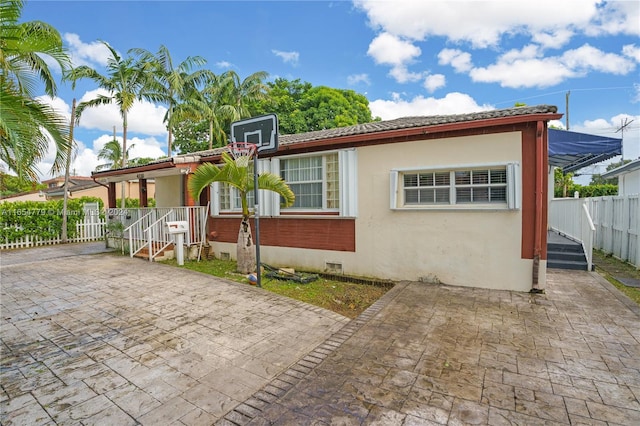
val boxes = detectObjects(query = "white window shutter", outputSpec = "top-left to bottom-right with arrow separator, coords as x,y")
507,162 -> 521,210
210,182 -> 220,215
270,157 -> 281,216
256,158 -> 271,217
390,170 -> 399,209
339,149 -> 358,217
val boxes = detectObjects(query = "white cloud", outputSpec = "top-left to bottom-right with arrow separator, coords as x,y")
388,66 -> 423,84
215,61 -> 233,69
589,0 -> 640,36
437,48 -> 473,73
64,33 -> 112,68
574,113 -> 640,161
355,0 -> 599,48
622,44 -> 640,62
76,89 -> 168,136
469,43 -> 636,88
470,57 -> 574,88
347,73 -> 371,85
531,29 -> 574,49
272,49 -> 299,65
367,32 -> 421,66
561,43 -> 636,75
369,92 -> 493,120
423,74 -> 446,93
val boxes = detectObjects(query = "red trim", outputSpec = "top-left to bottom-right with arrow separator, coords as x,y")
91,160 -> 175,178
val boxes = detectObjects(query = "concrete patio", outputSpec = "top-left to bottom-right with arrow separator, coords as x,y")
1,244 -> 639,425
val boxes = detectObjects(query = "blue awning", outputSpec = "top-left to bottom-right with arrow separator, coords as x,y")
549,129 -> 622,173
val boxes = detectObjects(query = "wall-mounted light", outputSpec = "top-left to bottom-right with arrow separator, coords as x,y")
136,173 -> 145,179
180,168 -> 191,175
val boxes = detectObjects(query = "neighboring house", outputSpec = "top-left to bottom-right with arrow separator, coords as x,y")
601,158 -> 640,195
42,176 -> 155,207
94,105 -> 566,292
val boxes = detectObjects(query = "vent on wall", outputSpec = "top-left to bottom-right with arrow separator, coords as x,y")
219,252 -> 230,261
325,261 -> 343,274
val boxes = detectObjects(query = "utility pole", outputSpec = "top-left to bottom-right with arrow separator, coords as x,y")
565,91 -> 570,130
615,118 -> 633,160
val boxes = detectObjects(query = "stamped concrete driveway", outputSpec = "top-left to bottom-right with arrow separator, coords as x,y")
0,244 -> 348,425
2,244 -> 640,425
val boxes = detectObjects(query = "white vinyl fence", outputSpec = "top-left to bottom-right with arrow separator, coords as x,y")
1,206 -> 106,251
549,194 -> 640,269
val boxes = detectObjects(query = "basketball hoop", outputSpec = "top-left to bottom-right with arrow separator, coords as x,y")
228,142 -> 257,167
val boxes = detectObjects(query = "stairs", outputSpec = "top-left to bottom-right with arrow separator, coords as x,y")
547,231 -> 589,271
133,242 -> 174,261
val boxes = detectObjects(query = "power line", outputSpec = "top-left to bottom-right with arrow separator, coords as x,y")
493,86 -> 635,107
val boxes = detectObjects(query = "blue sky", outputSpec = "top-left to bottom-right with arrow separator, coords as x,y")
20,0 -> 640,183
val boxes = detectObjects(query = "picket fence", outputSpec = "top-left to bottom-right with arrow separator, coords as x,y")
0,220 -> 106,250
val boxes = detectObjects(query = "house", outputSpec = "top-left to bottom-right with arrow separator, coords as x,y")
42,176 -> 155,207
93,105 -> 565,292
601,158 -> 640,195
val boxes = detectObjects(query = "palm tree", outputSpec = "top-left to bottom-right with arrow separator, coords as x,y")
96,139 -> 134,171
65,41 -> 156,207
0,0 -> 71,180
129,45 -> 208,156
188,152 -> 294,273
173,70 -> 269,150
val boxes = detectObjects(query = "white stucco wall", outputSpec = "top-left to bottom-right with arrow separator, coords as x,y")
155,175 -> 182,207
211,131 -> 543,292
619,169 -> 640,195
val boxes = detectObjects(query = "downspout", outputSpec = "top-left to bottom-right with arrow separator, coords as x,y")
531,120 -> 545,294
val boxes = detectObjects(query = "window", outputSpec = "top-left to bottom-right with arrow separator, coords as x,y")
391,163 -> 519,210
280,153 -> 339,210
210,149 -> 358,217
218,184 -> 254,211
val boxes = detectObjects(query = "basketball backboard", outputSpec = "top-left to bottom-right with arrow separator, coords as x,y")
230,114 -> 278,154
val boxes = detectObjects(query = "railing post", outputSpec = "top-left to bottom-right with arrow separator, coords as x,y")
147,227 -> 153,262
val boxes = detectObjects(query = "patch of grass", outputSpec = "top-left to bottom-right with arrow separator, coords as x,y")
161,258 -> 392,319
592,250 -> 640,306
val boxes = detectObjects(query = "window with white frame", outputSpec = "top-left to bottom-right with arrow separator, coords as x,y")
218,184 -> 254,211
280,152 -> 339,210
209,150 -> 358,217
391,163 -> 519,210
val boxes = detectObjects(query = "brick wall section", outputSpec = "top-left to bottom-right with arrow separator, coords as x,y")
209,217 -> 356,251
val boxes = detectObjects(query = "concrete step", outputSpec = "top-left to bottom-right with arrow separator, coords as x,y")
547,250 -> 587,262
547,258 -> 589,271
548,242 -> 583,253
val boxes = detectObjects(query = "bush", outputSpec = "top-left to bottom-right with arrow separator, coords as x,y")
0,197 -> 102,242
555,184 -> 618,198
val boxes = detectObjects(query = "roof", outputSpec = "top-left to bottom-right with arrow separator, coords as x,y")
187,104 -> 559,159
93,104 -> 561,180
601,158 -> 640,178
548,129 -> 622,173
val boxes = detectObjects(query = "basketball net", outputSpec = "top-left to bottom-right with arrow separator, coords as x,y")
228,142 -> 257,168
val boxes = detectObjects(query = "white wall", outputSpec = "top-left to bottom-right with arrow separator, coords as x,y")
155,175 -> 182,207
211,132 -> 541,292
619,169 -> 640,195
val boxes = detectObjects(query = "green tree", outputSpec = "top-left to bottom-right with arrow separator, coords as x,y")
96,139 -> 134,171
554,168 -> 574,198
252,79 -> 375,133
66,41 -> 158,207
0,0 -> 71,180
0,171 -> 45,197
188,153 -> 294,274
590,159 -> 631,185
174,70 -> 269,150
129,45 -> 208,156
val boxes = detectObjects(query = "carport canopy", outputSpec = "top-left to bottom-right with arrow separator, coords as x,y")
549,129 -> 622,173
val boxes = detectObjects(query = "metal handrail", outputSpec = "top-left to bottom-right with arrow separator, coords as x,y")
144,210 -> 175,261
582,202 -> 596,271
